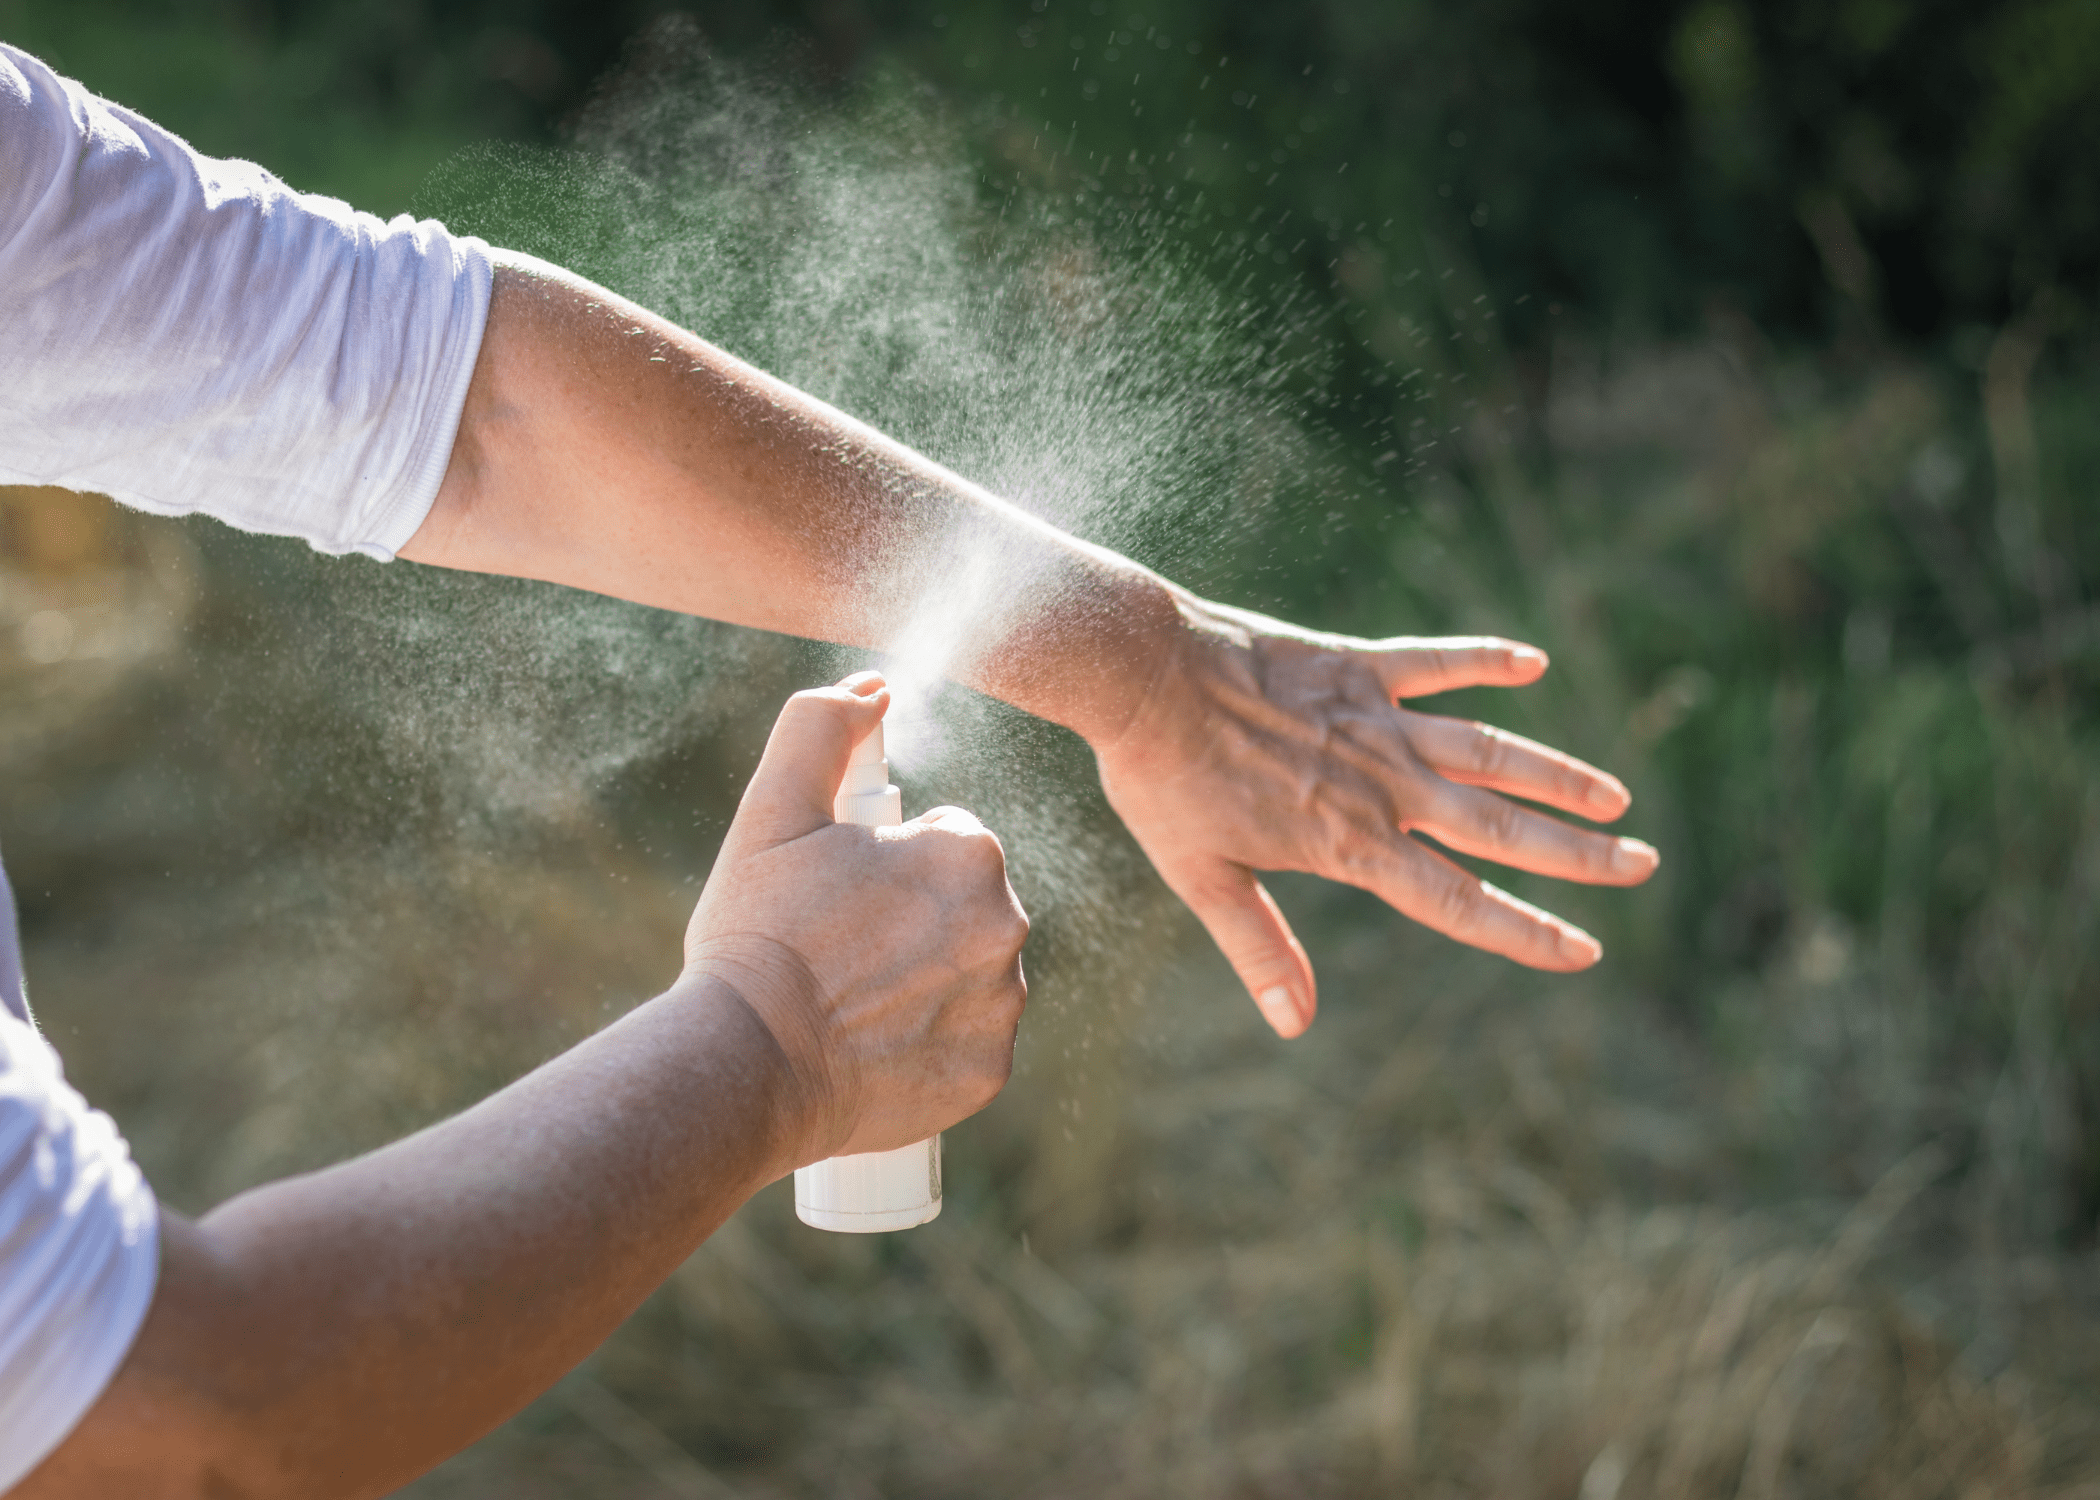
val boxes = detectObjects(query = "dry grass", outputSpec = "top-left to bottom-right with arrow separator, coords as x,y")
0,485 -> 198,775
402,916 -> 2100,1500
4,332 -> 2098,1500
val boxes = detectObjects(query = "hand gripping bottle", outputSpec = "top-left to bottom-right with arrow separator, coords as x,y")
792,715 -> 943,1232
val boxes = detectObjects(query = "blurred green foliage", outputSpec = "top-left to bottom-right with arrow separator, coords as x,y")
6,0 -> 2100,1489
9,0 -> 2100,1277
8,0 -> 2100,1223
7,0 -> 2095,337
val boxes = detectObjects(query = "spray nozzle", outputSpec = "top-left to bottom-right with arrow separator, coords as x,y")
835,719 -> 902,827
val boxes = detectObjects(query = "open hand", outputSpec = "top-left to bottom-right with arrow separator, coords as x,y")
684,672 -> 1030,1162
1094,596 -> 1658,1038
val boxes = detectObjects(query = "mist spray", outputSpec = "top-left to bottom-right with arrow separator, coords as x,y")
793,715 -> 943,1232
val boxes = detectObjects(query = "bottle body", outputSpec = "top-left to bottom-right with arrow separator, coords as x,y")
793,1137 -> 942,1232
793,718 -> 943,1234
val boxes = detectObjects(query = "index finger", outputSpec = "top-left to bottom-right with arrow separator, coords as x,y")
1367,637 -> 1550,700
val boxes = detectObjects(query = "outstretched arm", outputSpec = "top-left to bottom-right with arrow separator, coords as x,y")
19,678 -> 1029,1499
403,253 -> 1659,1037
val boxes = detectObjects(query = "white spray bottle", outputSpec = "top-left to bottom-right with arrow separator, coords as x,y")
793,713 -> 943,1233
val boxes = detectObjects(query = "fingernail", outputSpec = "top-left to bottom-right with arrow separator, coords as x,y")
1557,927 -> 1603,966
1256,985 -> 1300,1035
839,669 -> 887,694
1512,646 -> 1549,672
1609,837 -> 1658,876
1589,776 -> 1631,814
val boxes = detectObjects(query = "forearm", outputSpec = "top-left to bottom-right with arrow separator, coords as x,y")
396,253 -> 1655,1048
22,972 -> 802,1500
402,252 -> 1186,746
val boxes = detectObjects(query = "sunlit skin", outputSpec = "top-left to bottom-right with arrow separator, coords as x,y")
23,251 -> 1654,1496
24,678 -> 1028,1498
683,679 -> 1030,1162
406,251 -> 1659,1034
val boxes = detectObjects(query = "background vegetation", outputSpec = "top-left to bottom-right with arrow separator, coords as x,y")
1,0 -> 2097,1494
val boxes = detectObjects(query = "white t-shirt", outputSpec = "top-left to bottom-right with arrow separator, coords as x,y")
0,42 -> 491,1487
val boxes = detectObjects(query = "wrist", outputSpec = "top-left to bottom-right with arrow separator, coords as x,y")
1089,595 -> 1260,802
966,549 -> 1192,750
665,954 -> 845,1180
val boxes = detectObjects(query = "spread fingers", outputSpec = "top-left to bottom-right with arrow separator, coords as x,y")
1415,783 -> 1659,885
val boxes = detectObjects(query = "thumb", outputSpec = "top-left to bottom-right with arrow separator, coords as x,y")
1164,856 -> 1317,1038
730,672 -> 889,850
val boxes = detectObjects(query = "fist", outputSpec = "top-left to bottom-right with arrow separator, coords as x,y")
684,672 -> 1029,1163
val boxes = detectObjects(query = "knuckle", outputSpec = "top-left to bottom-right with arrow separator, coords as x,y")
967,1042 -> 1017,1109
1431,868 -> 1484,935
1578,833 -> 1619,877
1177,861 -> 1244,905
775,690 -> 856,743
1478,795 -> 1522,846
1469,724 -> 1510,776
978,964 -> 1025,1018
782,687 -> 840,720
1383,794 -> 1422,838
938,842 -> 1010,901
959,891 -> 1029,958
967,828 -> 1008,873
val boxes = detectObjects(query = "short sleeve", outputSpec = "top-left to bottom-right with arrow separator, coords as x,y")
0,43 -> 491,559
0,1010 -> 160,1490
